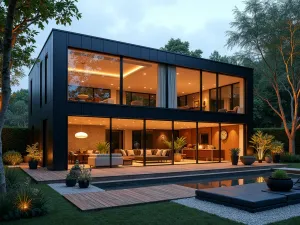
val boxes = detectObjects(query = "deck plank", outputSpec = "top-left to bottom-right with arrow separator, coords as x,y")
63,184 -> 196,211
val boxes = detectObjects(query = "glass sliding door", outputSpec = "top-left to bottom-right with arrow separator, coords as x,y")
174,121 -> 197,164
202,71 -> 217,112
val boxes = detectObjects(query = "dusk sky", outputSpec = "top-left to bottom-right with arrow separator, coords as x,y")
14,0 -> 245,91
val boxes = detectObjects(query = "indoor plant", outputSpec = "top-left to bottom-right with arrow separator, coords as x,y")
78,168 -> 91,188
249,131 -> 274,163
70,160 -> 81,178
164,137 -> 187,162
26,143 -> 42,169
230,148 -> 240,165
265,153 -> 272,163
96,141 -> 110,154
270,140 -> 284,163
266,170 -> 293,192
65,173 -> 77,187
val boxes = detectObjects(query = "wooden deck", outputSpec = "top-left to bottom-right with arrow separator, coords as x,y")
63,184 -> 196,211
20,162 -> 286,183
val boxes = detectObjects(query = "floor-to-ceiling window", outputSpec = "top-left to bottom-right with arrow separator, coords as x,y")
202,71 -> 217,112
122,58 -> 160,107
68,49 -> 120,104
176,67 -> 200,110
174,121 -> 196,164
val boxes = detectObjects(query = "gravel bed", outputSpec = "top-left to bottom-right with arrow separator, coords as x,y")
173,197 -> 300,225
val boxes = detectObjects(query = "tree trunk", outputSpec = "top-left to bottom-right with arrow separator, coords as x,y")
288,136 -> 295,155
0,0 -> 17,194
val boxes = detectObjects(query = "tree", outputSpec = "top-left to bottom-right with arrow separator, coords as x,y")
209,50 -> 238,65
160,38 -> 203,58
227,0 -> 300,154
0,0 -> 81,193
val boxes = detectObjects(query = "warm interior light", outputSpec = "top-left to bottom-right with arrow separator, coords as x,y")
75,132 -> 88,139
68,65 -> 144,78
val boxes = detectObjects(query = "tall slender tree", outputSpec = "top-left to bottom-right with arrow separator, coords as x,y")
227,0 -> 300,154
0,0 -> 81,193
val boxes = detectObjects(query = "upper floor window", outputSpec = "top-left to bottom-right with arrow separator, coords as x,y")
68,48 -> 120,104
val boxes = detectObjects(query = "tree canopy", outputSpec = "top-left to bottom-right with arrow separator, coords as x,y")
227,0 -> 300,153
160,38 -> 203,58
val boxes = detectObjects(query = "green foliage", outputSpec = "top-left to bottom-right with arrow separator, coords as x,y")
280,153 -> 300,163
0,169 -> 48,221
96,141 -> 110,154
160,38 -> 203,58
2,127 -> 29,155
66,173 -> 77,180
71,160 -> 81,170
164,137 -> 187,153
230,148 -> 240,156
250,131 -> 274,160
271,170 -> 289,179
270,140 -> 284,155
254,128 -> 300,154
26,143 -> 42,162
3,150 -> 23,165
209,50 -> 238,65
78,168 -> 91,182
0,1 -> 82,86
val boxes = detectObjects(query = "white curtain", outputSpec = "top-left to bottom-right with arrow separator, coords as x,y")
168,66 -> 177,108
157,64 -> 167,107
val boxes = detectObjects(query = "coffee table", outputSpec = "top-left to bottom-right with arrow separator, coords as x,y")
123,158 -> 133,165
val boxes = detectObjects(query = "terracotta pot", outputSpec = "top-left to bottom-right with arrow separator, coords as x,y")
265,156 -> 272,163
240,156 -> 256,165
267,177 -> 293,192
174,153 -> 182,162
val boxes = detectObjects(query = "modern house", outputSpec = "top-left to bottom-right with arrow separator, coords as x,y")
28,29 -> 253,171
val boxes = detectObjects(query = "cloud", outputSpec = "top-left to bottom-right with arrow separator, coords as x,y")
13,0 -> 245,91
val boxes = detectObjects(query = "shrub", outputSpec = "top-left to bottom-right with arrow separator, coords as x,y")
271,170 -> 289,179
3,151 -> 23,165
4,167 -> 20,189
230,148 -> 240,156
250,131 -> 274,160
280,153 -> 300,163
270,140 -> 284,155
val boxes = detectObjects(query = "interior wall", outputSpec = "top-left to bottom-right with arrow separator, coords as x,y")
202,90 -> 210,111
68,124 -> 106,152
152,130 -> 172,149
124,129 -> 132,149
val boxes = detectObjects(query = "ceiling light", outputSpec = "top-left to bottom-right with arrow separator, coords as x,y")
75,132 -> 88,139
144,87 -> 146,89
128,86 -> 131,89
182,92 -> 185,94
188,82 -> 191,85
81,81 -> 84,83
150,88 -> 152,90
111,84 -> 114,86
143,73 -> 146,75
176,73 -> 179,75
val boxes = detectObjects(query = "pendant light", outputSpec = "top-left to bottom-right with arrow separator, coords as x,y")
75,114 -> 88,139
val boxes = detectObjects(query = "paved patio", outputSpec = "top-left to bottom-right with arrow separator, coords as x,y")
20,162 -> 286,183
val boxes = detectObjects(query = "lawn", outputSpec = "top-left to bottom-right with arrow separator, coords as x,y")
286,163 -> 300,169
4,168 -> 300,225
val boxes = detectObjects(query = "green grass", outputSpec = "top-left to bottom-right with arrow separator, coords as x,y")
286,163 -> 300,169
4,168 -> 300,225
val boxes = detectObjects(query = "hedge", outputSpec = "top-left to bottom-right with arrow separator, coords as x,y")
254,128 -> 300,155
2,127 -> 30,156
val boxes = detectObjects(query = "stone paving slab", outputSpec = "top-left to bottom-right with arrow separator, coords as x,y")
48,183 -> 104,195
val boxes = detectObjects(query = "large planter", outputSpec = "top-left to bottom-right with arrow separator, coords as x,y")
266,177 -> 293,192
265,156 -> 272,163
28,160 -> 38,169
231,155 -> 239,165
66,179 -> 77,187
174,153 -> 182,162
240,156 -> 256,165
273,154 -> 281,163
23,156 -> 30,163
78,180 -> 90,188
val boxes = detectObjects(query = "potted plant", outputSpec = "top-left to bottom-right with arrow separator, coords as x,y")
230,148 -> 240,165
164,137 -> 187,162
270,141 -> 284,163
266,170 -> 293,192
96,141 -> 110,154
70,160 -> 81,178
265,153 -> 272,163
66,173 -> 77,187
26,142 -> 42,169
250,131 -> 274,163
78,168 -> 91,188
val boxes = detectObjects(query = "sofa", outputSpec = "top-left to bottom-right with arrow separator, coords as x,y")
88,153 -> 123,167
118,149 -> 172,162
